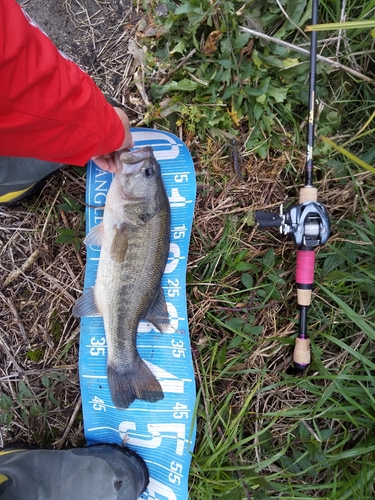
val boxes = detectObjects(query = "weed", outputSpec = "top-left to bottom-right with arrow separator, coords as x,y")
26,349 -> 45,362
137,0 -> 345,158
55,193 -> 85,251
55,227 -> 84,252
0,373 -> 70,446
49,310 -> 64,342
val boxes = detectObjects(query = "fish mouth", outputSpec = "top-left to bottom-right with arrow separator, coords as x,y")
115,146 -> 156,176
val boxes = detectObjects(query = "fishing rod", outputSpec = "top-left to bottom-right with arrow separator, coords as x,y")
255,0 -> 330,370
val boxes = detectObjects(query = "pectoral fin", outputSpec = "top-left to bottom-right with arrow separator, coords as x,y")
84,223 -> 104,246
72,288 -> 101,317
144,286 -> 170,333
110,226 -> 128,263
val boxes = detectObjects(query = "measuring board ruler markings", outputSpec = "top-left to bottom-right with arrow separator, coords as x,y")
79,129 -> 197,500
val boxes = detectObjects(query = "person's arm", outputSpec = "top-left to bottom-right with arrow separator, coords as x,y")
0,0 -> 132,166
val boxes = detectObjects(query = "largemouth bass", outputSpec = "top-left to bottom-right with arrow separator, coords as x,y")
73,146 -> 170,409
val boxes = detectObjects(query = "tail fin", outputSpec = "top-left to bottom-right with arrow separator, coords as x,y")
107,357 -> 164,409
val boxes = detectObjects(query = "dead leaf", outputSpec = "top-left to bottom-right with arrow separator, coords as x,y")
137,27 -> 157,38
241,38 -> 254,58
128,38 -> 146,68
202,30 -> 223,55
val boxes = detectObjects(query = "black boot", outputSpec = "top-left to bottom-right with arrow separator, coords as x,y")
0,157 -> 64,206
0,444 -> 149,500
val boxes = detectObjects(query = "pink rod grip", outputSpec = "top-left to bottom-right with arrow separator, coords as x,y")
296,249 -> 316,285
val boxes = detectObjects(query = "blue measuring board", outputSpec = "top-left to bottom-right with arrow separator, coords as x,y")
79,128 -> 197,500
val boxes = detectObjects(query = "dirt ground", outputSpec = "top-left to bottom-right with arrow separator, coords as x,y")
20,0 -> 140,111
21,0 -> 130,65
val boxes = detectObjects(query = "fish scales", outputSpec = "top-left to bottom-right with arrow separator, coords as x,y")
97,210 -> 169,366
73,146 -> 171,409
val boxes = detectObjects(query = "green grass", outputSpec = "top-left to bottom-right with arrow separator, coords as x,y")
144,0 -> 375,497
188,182 -> 375,497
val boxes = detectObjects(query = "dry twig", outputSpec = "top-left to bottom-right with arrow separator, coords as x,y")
240,26 -> 374,84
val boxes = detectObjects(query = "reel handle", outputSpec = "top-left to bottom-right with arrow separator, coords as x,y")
255,211 -> 282,228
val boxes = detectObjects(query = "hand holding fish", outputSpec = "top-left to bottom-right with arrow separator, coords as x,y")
91,108 -> 135,173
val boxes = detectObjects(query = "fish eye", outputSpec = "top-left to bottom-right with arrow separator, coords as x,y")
144,167 -> 155,178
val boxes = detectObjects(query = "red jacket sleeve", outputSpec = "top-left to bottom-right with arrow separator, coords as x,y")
0,0 -> 125,165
